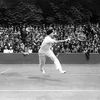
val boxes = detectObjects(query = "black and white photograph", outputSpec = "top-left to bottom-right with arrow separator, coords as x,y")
0,0 -> 100,100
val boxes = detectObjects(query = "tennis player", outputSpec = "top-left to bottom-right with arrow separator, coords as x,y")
38,29 -> 71,74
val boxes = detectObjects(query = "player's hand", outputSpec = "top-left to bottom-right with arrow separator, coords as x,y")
68,37 -> 71,41
65,37 -> 71,41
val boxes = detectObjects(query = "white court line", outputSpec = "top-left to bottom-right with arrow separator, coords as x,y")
0,90 -> 100,92
67,74 -> 100,76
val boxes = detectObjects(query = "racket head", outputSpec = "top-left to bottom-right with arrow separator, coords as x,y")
77,34 -> 86,41
67,33 -> 86,41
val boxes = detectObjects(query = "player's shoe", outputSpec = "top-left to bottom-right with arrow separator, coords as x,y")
40,68 -> 46,74
56,68 -> 66,74
59,70 -> 66,74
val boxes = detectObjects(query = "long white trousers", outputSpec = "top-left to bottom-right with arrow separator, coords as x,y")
38,50 -> 63,71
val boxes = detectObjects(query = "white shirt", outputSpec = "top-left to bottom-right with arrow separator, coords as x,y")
3,49 -> 10,53
28,49 -> 32,53
9,49 -> 13,53
39,36 -> 56,53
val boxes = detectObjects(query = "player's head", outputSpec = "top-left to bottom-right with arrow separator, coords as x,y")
47,28 -> 57,36
46,29 -> 53,35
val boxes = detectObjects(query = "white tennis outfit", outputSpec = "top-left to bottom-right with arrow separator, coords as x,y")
38,35 -> 65,73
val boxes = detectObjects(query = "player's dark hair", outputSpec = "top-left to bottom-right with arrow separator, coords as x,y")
46,29 -> 53,35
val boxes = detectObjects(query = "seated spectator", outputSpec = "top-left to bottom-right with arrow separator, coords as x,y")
28,47 -> 33,53
9,46 -> 13,53
3,46 -> 9,53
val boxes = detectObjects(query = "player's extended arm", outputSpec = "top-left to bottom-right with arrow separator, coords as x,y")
56,37 -> 71,43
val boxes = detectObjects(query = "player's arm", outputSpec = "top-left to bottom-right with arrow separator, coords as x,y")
56,40 -> 67,43
49,37 -> 70,44
56,37 -> 71,43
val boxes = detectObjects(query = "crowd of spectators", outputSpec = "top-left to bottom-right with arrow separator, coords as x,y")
0,23 -> 100,54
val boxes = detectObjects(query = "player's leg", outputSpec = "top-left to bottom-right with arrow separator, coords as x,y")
47,50 -> 66,73
39,53 -> 46,74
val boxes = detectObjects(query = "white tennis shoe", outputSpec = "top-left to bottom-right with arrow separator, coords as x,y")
56,68 -> 66,74
60,70 -> 66,74
40,68 -> 46,74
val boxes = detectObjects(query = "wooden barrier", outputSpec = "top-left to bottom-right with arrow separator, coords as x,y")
0,53 -> 100,64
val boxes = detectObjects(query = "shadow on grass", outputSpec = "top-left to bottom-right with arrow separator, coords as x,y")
28,76 -> 61,82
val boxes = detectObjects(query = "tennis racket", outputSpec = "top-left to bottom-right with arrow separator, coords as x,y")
68,34 -> 86,41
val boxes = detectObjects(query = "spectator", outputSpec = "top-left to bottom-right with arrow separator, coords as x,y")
9,46 -> 14,53
3,46 -> 9,53
0,23 -> 99,54
28,47 -> 33,53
